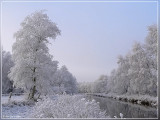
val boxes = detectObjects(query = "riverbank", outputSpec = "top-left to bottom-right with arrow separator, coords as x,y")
2,94 -> 110,118
85,94 -> 157,118
87,93 -> 157,108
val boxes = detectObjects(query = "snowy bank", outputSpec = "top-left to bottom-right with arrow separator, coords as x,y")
30,95 -> 110,118
87,93 -> 157,107
1,94 -> 26,104
2,100 -> 34,118
2,95 -> 110,118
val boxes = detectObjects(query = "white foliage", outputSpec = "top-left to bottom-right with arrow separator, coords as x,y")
2,50 -> 14,93
52,66 -> 78,94
91,75 -> 108,93
90,24 -> 157,97
8,11 -> 60,96
78,82 -> 94,93
30,95 -> 107,118
120,113 -> 123,118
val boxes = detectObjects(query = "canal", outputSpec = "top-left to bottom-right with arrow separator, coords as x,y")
85,95 -> 157,118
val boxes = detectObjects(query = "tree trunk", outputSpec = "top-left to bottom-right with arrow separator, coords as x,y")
8,92 -> 12,102
28,93 -> 31,99
31,85 -> 36,100
30,66 -> 36,101
28,87 -> 32,99
31,74 -> 36,99
30,47 -> 38,101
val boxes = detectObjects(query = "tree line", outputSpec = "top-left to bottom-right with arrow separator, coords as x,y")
2,10 -> 157,100
79,24 -> 157,97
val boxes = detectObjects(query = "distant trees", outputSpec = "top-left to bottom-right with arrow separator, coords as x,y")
111,54 -> 130,94
78,82 -> 93,93
52,66 -> 78,94
90,24 -> 157,97
144,25 -> 157,96
2,50 -> 14,94
8,11 -> 60,100
92,75 -> 108,93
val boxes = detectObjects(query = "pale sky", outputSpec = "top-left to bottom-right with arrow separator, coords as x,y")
1,1 -> 157,82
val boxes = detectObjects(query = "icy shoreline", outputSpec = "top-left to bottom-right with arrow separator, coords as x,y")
87,93 -> 157,108
2,95 -> 111,118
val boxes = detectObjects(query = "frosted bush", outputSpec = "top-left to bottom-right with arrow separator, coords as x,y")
30,95 -> 107,118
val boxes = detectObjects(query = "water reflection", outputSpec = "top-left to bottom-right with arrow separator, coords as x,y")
85,95 -> 157,118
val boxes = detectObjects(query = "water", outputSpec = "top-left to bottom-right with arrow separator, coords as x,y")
85,95 -> 157,118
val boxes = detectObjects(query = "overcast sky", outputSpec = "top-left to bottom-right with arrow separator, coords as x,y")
1,1 -> 157,82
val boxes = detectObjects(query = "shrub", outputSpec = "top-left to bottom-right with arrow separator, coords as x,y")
30,95 -> 108,118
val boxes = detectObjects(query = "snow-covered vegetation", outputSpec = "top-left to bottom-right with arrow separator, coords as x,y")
5,11 -> 78,101
2,9 -> 157,119
2,50 -> 24,94
2,95 -> 109,118
2,11 -> 95,118
2,95 -> 34,118
2,103 -> 33,118
8,10 -> 61,101
30,95 -> 108,118
79,25 -> 157,100
51,65 -> 78,94
2,50 -> 14,94
2,94 -> 26,104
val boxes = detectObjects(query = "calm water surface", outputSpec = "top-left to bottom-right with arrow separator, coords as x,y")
85,95 -> 157,118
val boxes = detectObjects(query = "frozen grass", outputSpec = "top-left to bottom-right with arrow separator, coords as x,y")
2,100 -> 35,118
1,95 -> 26,104
30,95 -> 109,118
2,95 -> 110,118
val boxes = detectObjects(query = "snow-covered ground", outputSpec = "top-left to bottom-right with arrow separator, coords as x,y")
2,95 -> 26,104
2,95 -> 112,118
30,95 -> 109,118
2,95 -> 34,118
2,103 -> 33,118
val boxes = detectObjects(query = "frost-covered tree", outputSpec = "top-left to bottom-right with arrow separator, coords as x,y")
144,24 -> 157,96
111,54 -> 130,94
127,25 -> 157,96
99,75 -> 108,93
91,24 -> 157,97
78,82 -> 88,93
2,50 -> 14,94
127,42 -> 149,95
52,65 -> 78,94
78,82 -> 94,93
8,11 -> 60,100
64,75 -> 78,94
92,75 -> 108,93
